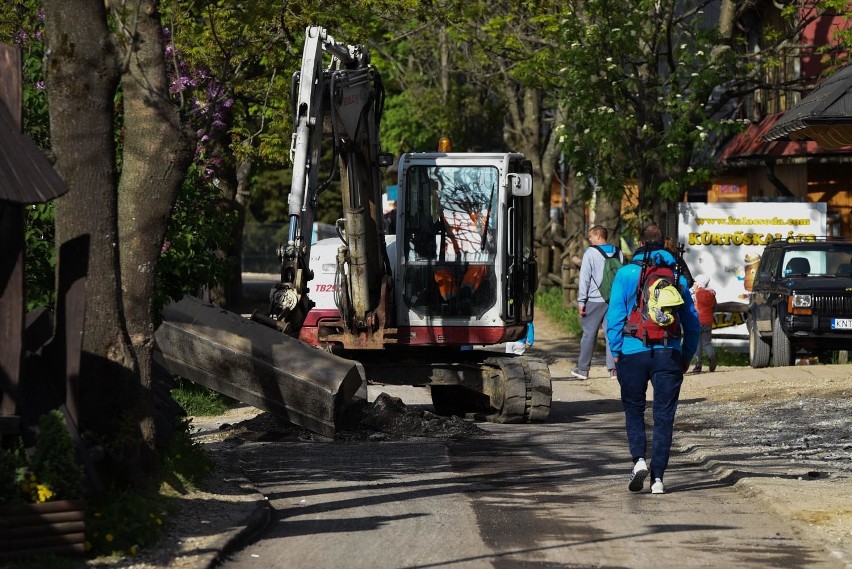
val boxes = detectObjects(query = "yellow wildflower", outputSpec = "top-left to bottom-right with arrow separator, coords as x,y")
36,484 -> 54,503
106,533 -> 114,542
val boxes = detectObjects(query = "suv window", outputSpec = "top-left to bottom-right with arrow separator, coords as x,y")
757,249 -> 781,284
779,246 -> 852,277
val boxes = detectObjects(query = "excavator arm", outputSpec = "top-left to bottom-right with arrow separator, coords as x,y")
269,26 -> 393,343
154,27 -> 393,438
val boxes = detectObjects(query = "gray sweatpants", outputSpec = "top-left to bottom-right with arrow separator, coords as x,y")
577,301 -> 615,372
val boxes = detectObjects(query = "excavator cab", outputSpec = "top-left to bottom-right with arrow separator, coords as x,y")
395,153 -> 536,346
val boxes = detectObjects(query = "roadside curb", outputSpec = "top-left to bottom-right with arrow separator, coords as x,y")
208,496 -> 273,568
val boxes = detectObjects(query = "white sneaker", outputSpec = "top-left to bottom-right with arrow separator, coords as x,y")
628,459 -> 648,492
651,478 -> 665,494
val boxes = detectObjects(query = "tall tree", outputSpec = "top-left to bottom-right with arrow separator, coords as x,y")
41,0 -> 192,480
114,0 -> 194,453
357,1 -> 569,282
552,0 -> 851,229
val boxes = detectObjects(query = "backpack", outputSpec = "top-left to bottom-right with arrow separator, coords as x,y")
624,256 -> 685,346
592,245 -> 624,303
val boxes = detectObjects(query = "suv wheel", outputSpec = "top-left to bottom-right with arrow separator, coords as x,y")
771,314 -> 794,366
749,318 -> 770,368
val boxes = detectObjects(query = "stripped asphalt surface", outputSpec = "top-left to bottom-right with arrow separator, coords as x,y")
210,278 -> 848,568
218,377 -> 843,569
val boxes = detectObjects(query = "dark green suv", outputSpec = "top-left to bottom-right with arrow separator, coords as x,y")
748,237 -> 852,367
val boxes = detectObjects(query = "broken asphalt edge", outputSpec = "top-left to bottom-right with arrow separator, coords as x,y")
207,492 -> 273,568
675,434 -> 852,568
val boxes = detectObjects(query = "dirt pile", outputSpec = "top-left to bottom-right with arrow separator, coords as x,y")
343,392 -> 487,441
217,392 -> 487,443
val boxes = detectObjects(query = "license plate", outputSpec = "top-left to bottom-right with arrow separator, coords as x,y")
831,318 -> 852,330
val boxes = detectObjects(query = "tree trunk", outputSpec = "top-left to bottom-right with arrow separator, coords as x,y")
228,155 -> 253,305
562,173 -> 586,307
115,0 -> 194,458
42,0 -> 140,450
718,0 -> 737,41
204,131 -> 251,309
593,193 -> 621,241
500,84 -> 564,290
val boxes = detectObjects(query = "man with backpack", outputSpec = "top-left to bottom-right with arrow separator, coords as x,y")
605,224 -> 700,495
571,225 -> 623,380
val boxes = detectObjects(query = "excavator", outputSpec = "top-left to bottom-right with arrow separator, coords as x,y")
154,26 -> 552,438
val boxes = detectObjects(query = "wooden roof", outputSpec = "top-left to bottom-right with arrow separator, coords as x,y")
0,100 -> 68,204
0,42 -> 67,205
764,63 -> 852,149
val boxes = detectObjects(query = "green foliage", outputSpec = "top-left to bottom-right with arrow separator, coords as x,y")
248,169 -> 291,222
695,349 -> 748,368
348,6 -> 508,154
85,418 -> 211,558
0,412 -> 83,507
30,410 -> 85,501
23,203 -> 56,310
156,165 -> 238,312
158,419 -> 213,487
536,286 -> 582,337
2,3 -> 57,311
171,379 -> 234,416
86,488 -> 171,557
164,0 -> 307,165
0,443 -> 22,506
381,91 -> 439,153
0,0 -> 51,148
248,167 -> 344,226
550,0 -> 742,209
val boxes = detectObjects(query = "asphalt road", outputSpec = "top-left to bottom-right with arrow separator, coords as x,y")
219,275 -> 847,568
219,378 -> 842,569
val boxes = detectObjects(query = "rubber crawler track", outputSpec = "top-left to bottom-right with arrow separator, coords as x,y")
486,356 -> 552,423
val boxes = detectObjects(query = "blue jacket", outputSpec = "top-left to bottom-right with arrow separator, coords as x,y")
605,246 -> 700,362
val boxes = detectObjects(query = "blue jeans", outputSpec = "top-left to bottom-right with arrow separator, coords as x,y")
616,348 -> 685,480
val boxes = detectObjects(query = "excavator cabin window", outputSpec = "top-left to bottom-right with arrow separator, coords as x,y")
402,165 -> 499,317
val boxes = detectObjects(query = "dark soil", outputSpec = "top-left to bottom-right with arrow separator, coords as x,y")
219,392 -> 487,444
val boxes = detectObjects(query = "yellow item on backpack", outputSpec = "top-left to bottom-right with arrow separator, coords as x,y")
646,279 -> 684,326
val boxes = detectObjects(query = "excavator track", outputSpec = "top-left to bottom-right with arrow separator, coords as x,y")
484,355 -> 552,424
519,357 -> 552,422
353,349 -> 552,424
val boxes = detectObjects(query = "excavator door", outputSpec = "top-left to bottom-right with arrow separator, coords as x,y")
504,159 -> 536,325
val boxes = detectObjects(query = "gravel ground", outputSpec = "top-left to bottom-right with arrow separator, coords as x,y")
86,310 -> 852,568
677,382 -> 851,476
533,309 -> 852,566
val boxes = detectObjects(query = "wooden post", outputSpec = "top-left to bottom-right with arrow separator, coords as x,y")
0,44 -> 24,427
